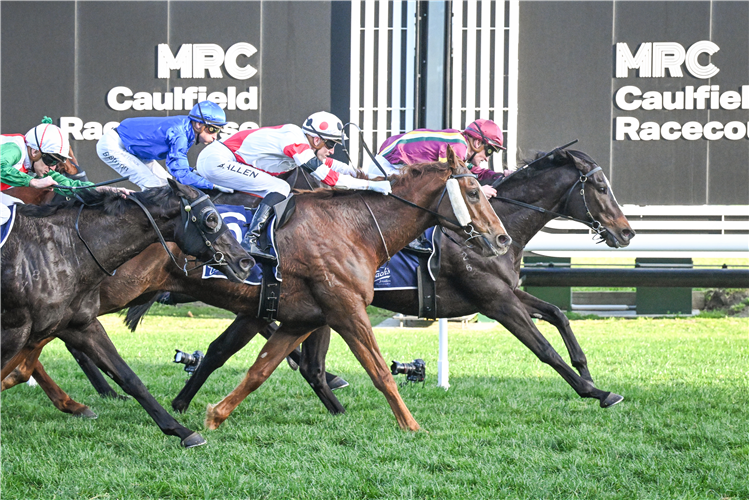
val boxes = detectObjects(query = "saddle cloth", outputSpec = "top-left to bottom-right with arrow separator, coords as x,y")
374,227 -> 439,291
202,205 -> 281,285
0,204 -> 17,248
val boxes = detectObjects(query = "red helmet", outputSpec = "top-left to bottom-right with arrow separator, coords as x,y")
463,119 -> 505,152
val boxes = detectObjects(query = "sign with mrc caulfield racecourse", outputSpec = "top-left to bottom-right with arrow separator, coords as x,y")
614,40 -> 749,142
60,42 -> 260,142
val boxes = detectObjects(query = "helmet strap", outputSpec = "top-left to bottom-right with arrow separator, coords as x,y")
307,134 -> 325,151
27,146 -> 42,163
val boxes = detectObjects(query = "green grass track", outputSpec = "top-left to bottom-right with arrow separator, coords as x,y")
2,313 -> 747,499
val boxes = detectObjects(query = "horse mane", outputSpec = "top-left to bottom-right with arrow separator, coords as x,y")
501,148 -> 593,184
16,186 -> 172,219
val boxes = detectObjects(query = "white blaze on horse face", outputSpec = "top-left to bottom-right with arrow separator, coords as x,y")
446,178 -> 471,227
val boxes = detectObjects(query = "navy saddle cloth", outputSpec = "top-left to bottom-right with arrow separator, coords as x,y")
202,205 -> 281,285
374,227 -> 439,291
1,204 -> 17,249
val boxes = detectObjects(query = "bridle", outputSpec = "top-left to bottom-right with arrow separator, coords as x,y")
61,187 -> 229,276
493,155 -> 609,242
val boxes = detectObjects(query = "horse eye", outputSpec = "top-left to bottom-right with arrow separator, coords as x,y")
205,212 -> 219,229
468,189 -> 480,200
599,186 -> 608,195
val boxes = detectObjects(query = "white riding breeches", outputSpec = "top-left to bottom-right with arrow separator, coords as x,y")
96,128 -> 172,189
196,143 -> 291,198
0,191 -> 23,225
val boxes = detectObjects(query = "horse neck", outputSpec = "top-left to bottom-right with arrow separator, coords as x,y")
72,203 -> 178,276
493,166 -> 579,248
364,172 -> 449,260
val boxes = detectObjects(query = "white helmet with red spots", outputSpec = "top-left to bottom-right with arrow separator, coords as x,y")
25,122 -> 71,158
302,111 -> 347,144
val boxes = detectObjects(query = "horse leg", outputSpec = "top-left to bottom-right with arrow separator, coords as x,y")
327,309 -> 420,431
513,288 -> 593,382
2,347 -> 39,390
1,336 -> 53,380
58,320 -> 205,448
296,325 -> 346,415
260,323 -> 349,392
205,325 -> 312,430
32,360 -> 97,418
66,345 -> 126,399
172,313 -> 270,413
479,288 -> 622,408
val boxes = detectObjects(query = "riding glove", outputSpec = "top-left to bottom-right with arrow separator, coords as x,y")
368,180 -> 392,195
213,184 -> 234,194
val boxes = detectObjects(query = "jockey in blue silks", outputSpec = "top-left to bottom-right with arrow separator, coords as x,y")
96,101 -> 233,192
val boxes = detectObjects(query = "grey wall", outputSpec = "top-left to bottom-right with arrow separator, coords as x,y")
517,1 -> 748,205
1,1 -> 340,183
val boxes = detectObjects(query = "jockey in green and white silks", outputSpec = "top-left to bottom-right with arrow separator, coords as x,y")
1,121 -> 94,224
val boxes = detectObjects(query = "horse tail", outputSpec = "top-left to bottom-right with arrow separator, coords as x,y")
122,295 -> 162,332
123,292 -> 199,332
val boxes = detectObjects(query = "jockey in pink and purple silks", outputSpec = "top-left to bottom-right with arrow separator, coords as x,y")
367,119 -> 507,199
365,119 -> 507,252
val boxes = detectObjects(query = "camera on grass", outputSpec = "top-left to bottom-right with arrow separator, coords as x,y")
173,349 -> 204,374
390,358 -> 426,384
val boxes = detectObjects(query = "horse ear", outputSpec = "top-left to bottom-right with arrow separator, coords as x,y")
446,145 -> 457,172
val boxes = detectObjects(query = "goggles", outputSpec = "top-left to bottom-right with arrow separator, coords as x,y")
203,124 -> 222,134
484,144 -> 499,156
41,152 -> 65,167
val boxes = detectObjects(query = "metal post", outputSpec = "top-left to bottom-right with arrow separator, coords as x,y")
437,317 -> 449,389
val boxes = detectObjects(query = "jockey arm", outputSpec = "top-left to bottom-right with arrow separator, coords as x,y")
1,143 -> 33,187
165,127 -> 215,191
297,151 -> 385,192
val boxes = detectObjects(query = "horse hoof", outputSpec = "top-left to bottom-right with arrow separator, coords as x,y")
286,356 -> 299,371
74,407 -> 98,419
205,404 -> 222,430
172,398 -> 189,413
328,376 -> 349,391
181,432 -> 207,448
600,392 -> 624,408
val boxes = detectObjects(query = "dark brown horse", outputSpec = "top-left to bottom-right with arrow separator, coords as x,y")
2,147 -> 509,428
1,180 -> 252,447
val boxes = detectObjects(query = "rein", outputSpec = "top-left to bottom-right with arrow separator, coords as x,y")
495,164 -> 607,238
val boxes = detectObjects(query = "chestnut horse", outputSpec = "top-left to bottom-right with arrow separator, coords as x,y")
1,180 -> 252,447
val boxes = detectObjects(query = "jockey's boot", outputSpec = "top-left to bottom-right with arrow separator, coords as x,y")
406,234 -> 432,253
242,202 -> 276,262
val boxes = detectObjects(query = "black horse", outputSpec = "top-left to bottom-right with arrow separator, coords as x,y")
1,179 -> 252,447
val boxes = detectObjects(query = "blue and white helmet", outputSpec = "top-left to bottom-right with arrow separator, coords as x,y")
188,101 -> 227,127
302,111 -> 346,143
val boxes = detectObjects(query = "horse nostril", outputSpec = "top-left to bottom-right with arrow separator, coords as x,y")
497,234 -> 512,247
623,228 -> 635,240
240,257 -> 254,271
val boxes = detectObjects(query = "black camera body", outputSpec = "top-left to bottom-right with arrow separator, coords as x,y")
390,358 -> 426,383
173,349 -> 204,374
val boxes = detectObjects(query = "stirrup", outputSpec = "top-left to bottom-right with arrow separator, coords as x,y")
406,238 -> 432,254
248,239 -> 276,263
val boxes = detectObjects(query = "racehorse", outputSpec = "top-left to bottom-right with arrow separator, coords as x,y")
1,180 -> 252,447
5,148 -> 510,432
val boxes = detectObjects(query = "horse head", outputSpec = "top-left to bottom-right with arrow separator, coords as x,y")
438,146 -> 511,256
159,179 -> 253,282
554,149 -> 635,248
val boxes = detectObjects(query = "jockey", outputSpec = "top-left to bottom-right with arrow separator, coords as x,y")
196,111 -> 392,262
365,118 -> 506,251
368,118 -> 506,198
1,121 -> 89,212
96,100 -> 233,192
